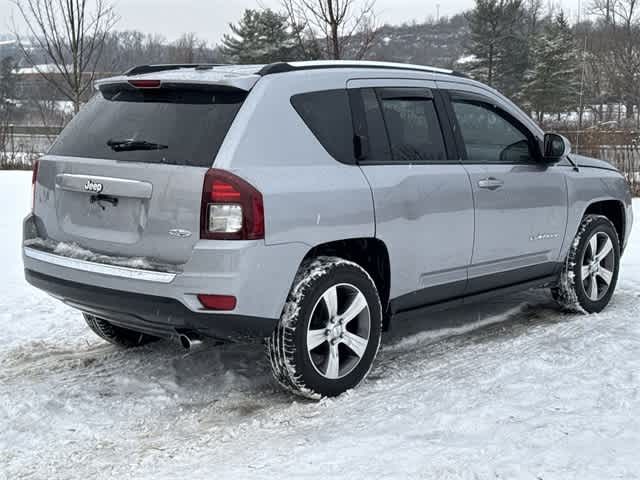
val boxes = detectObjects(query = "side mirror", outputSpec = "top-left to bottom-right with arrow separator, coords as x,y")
543,133 -> 571,160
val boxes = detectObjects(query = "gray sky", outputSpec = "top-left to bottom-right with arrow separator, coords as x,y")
2,0 -> 582,44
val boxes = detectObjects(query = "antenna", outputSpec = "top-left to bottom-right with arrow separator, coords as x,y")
576,34 -> 588,153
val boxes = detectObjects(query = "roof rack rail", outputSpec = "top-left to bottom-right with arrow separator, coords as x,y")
124,64 -> 225,76
258,61 -> 469,78
258,62 -> 296,75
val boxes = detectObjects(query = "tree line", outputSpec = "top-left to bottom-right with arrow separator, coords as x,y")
464,0 -> 640,127
1,0 -> 640,129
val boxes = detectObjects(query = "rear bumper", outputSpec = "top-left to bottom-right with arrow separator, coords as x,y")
25,269 -> 278,341
23,214 -> 310,340
24,247 -> 177,283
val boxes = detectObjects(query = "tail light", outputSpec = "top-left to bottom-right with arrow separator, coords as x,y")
197,294 -> 237,311
31,160 -> 39,212
200,169 -> 264,240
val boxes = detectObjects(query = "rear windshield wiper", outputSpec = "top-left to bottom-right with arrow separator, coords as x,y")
107,139 -> 168,152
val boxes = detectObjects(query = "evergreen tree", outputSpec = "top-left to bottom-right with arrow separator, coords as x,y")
495,28 -> 530,99
464,0 -> 527,96
523,12 -> 581,122
221,9 -> 305,64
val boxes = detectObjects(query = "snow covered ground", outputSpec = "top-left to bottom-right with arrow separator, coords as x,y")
1,170 -> 639,479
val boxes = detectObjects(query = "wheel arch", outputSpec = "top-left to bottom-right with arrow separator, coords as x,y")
582,199 -> 626,247
300,238 -> 391,323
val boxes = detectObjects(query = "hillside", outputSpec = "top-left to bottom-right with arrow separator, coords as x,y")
0,16 -> 469,69
365,15 -> 468,68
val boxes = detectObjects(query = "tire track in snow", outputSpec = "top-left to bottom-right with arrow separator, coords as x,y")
4,288 -> 640,479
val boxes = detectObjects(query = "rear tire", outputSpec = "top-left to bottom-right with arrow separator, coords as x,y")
268,256 -> 382,399
552,215 -> 620,313
83,313 -> 159,347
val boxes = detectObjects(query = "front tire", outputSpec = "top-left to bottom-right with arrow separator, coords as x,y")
83,313 -> 159,347
552,215 -> 621,313
268,256 -> 383,399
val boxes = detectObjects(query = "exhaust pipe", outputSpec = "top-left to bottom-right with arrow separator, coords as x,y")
178,332 -> 204,351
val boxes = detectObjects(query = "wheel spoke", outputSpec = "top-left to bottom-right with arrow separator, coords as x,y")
597,267 -> 613,286
322,286 -> 339,319
307,282 -> 372,381
341,292 -> 368,325
325,343 -> 340,379
589,234 -> 598,259
341,331 -> 368,358
307,328 -> 327,351
588,275 -> 599,300
597,237 -> 613,261
581,264 -> 590,281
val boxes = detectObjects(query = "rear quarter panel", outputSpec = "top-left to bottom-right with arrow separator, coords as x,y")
214,72 -> 375,249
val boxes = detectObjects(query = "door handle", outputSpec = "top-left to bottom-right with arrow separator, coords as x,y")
478,177 -> 504,190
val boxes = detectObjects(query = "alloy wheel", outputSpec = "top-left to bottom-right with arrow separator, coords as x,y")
306,283 -> 371,380
580,231 -> 616,301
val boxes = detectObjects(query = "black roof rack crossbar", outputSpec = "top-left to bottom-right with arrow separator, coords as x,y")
124,64 -> 225,76
258,62 -> 469,78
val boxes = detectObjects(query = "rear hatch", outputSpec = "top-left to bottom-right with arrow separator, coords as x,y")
33,77 -> 250,266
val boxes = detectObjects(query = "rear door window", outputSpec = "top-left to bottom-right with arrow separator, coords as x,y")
49,86 -> 247,167
377,88 -> 447,162
291,89 -> 355,164
349,88 -> 392,162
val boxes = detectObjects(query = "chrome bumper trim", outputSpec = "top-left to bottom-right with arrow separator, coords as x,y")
23,247 -> 176,284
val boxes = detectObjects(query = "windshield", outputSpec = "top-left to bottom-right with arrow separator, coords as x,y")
49,86 -> 247,167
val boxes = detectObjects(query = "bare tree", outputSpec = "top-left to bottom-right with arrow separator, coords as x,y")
169,33 -> 210,64
591,0 -> 640,122
524,0 -> 543,35
281,0 -> 379,59
11,0 -> 118,114
281,0 -> 319,59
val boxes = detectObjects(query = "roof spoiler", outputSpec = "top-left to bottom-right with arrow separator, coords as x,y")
124,64 -> 225,76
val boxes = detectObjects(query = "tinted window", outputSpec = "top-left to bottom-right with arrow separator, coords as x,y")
50,86 -> 246,166
378,91 -> 446,162
361,89 -> 392,161
291,89 -> 354,164
452,100 -> 532,163
348,88 -> 391,162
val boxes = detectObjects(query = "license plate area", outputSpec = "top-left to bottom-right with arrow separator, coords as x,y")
56,189 -> 147,244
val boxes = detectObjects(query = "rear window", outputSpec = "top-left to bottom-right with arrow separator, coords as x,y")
49,86 -> 247,167
291,89 -> 354,164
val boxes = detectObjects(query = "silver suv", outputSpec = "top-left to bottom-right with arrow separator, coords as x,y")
23,61 -> 634,398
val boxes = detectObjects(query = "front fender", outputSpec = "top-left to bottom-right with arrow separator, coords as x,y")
561,169 -> 632,260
